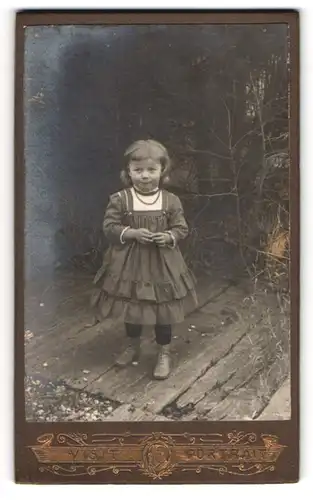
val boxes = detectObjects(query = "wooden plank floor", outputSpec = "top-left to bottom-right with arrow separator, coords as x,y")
257,377 -> 291,420
25,270 -> 291,421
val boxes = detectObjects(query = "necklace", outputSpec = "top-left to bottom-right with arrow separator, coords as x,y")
133,186 -> 159,196
133,188 -> 161,205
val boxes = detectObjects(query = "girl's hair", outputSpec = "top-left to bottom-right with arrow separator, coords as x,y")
120,139 -> 171,187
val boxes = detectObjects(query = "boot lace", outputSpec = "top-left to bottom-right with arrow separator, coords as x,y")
158,351 -> 168,366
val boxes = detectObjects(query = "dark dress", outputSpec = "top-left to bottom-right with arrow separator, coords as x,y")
91,188 -> 198,325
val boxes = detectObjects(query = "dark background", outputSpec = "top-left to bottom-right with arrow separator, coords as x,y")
24,24 -> 289,286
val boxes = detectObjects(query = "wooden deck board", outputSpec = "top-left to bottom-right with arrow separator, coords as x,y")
85,283 -> 240,401
25,273 -> 229,370
89,286 -> 259,414
202,353 -> 290,420
88,326 -> 206,404
24,270 -> 291,421
257,377 -> 291,420
180,310 -> 286,419
42,280 -> 231,394
105,404 -> 172,421
25,272 -> 94,361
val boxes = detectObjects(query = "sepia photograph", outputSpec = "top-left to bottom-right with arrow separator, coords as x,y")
23,21 -> 291,423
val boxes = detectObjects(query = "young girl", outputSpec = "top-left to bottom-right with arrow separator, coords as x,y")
91,139 -> 198,380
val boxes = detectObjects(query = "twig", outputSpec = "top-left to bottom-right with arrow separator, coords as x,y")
209,128 -> 229,149
183,192 -> 237,198
264,196 -> 289,216
185,148 -> 231,161
250,72 -> 268,198
220,97 -> 252,276
232,129 -> 254,149
221,98 -> 233,151
264,150 -> 289,159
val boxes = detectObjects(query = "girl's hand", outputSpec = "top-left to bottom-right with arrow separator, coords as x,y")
125,228 -> 154,244
152,232 -> 172,247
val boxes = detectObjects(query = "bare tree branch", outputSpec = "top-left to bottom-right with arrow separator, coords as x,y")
185,148 -> 232,160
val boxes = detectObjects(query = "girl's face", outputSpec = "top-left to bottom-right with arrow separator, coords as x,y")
128,157 -> 162,192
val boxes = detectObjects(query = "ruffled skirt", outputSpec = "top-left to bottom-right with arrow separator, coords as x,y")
91,241 -> 198,325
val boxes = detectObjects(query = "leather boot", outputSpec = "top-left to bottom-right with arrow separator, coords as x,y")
115,337 -> 141,367
153,344 -> 171,380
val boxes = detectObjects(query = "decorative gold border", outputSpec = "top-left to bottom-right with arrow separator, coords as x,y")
15,10 -> 299,485
29,431 -> 286,479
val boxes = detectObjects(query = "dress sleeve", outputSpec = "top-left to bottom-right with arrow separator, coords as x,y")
167,194 -> 189,245
102,192 -> 129,244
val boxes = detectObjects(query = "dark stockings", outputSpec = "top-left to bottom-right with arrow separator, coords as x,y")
125,323 -> 172,345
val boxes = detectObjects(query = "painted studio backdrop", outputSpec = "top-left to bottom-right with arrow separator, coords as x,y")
24,24 -> 290,422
